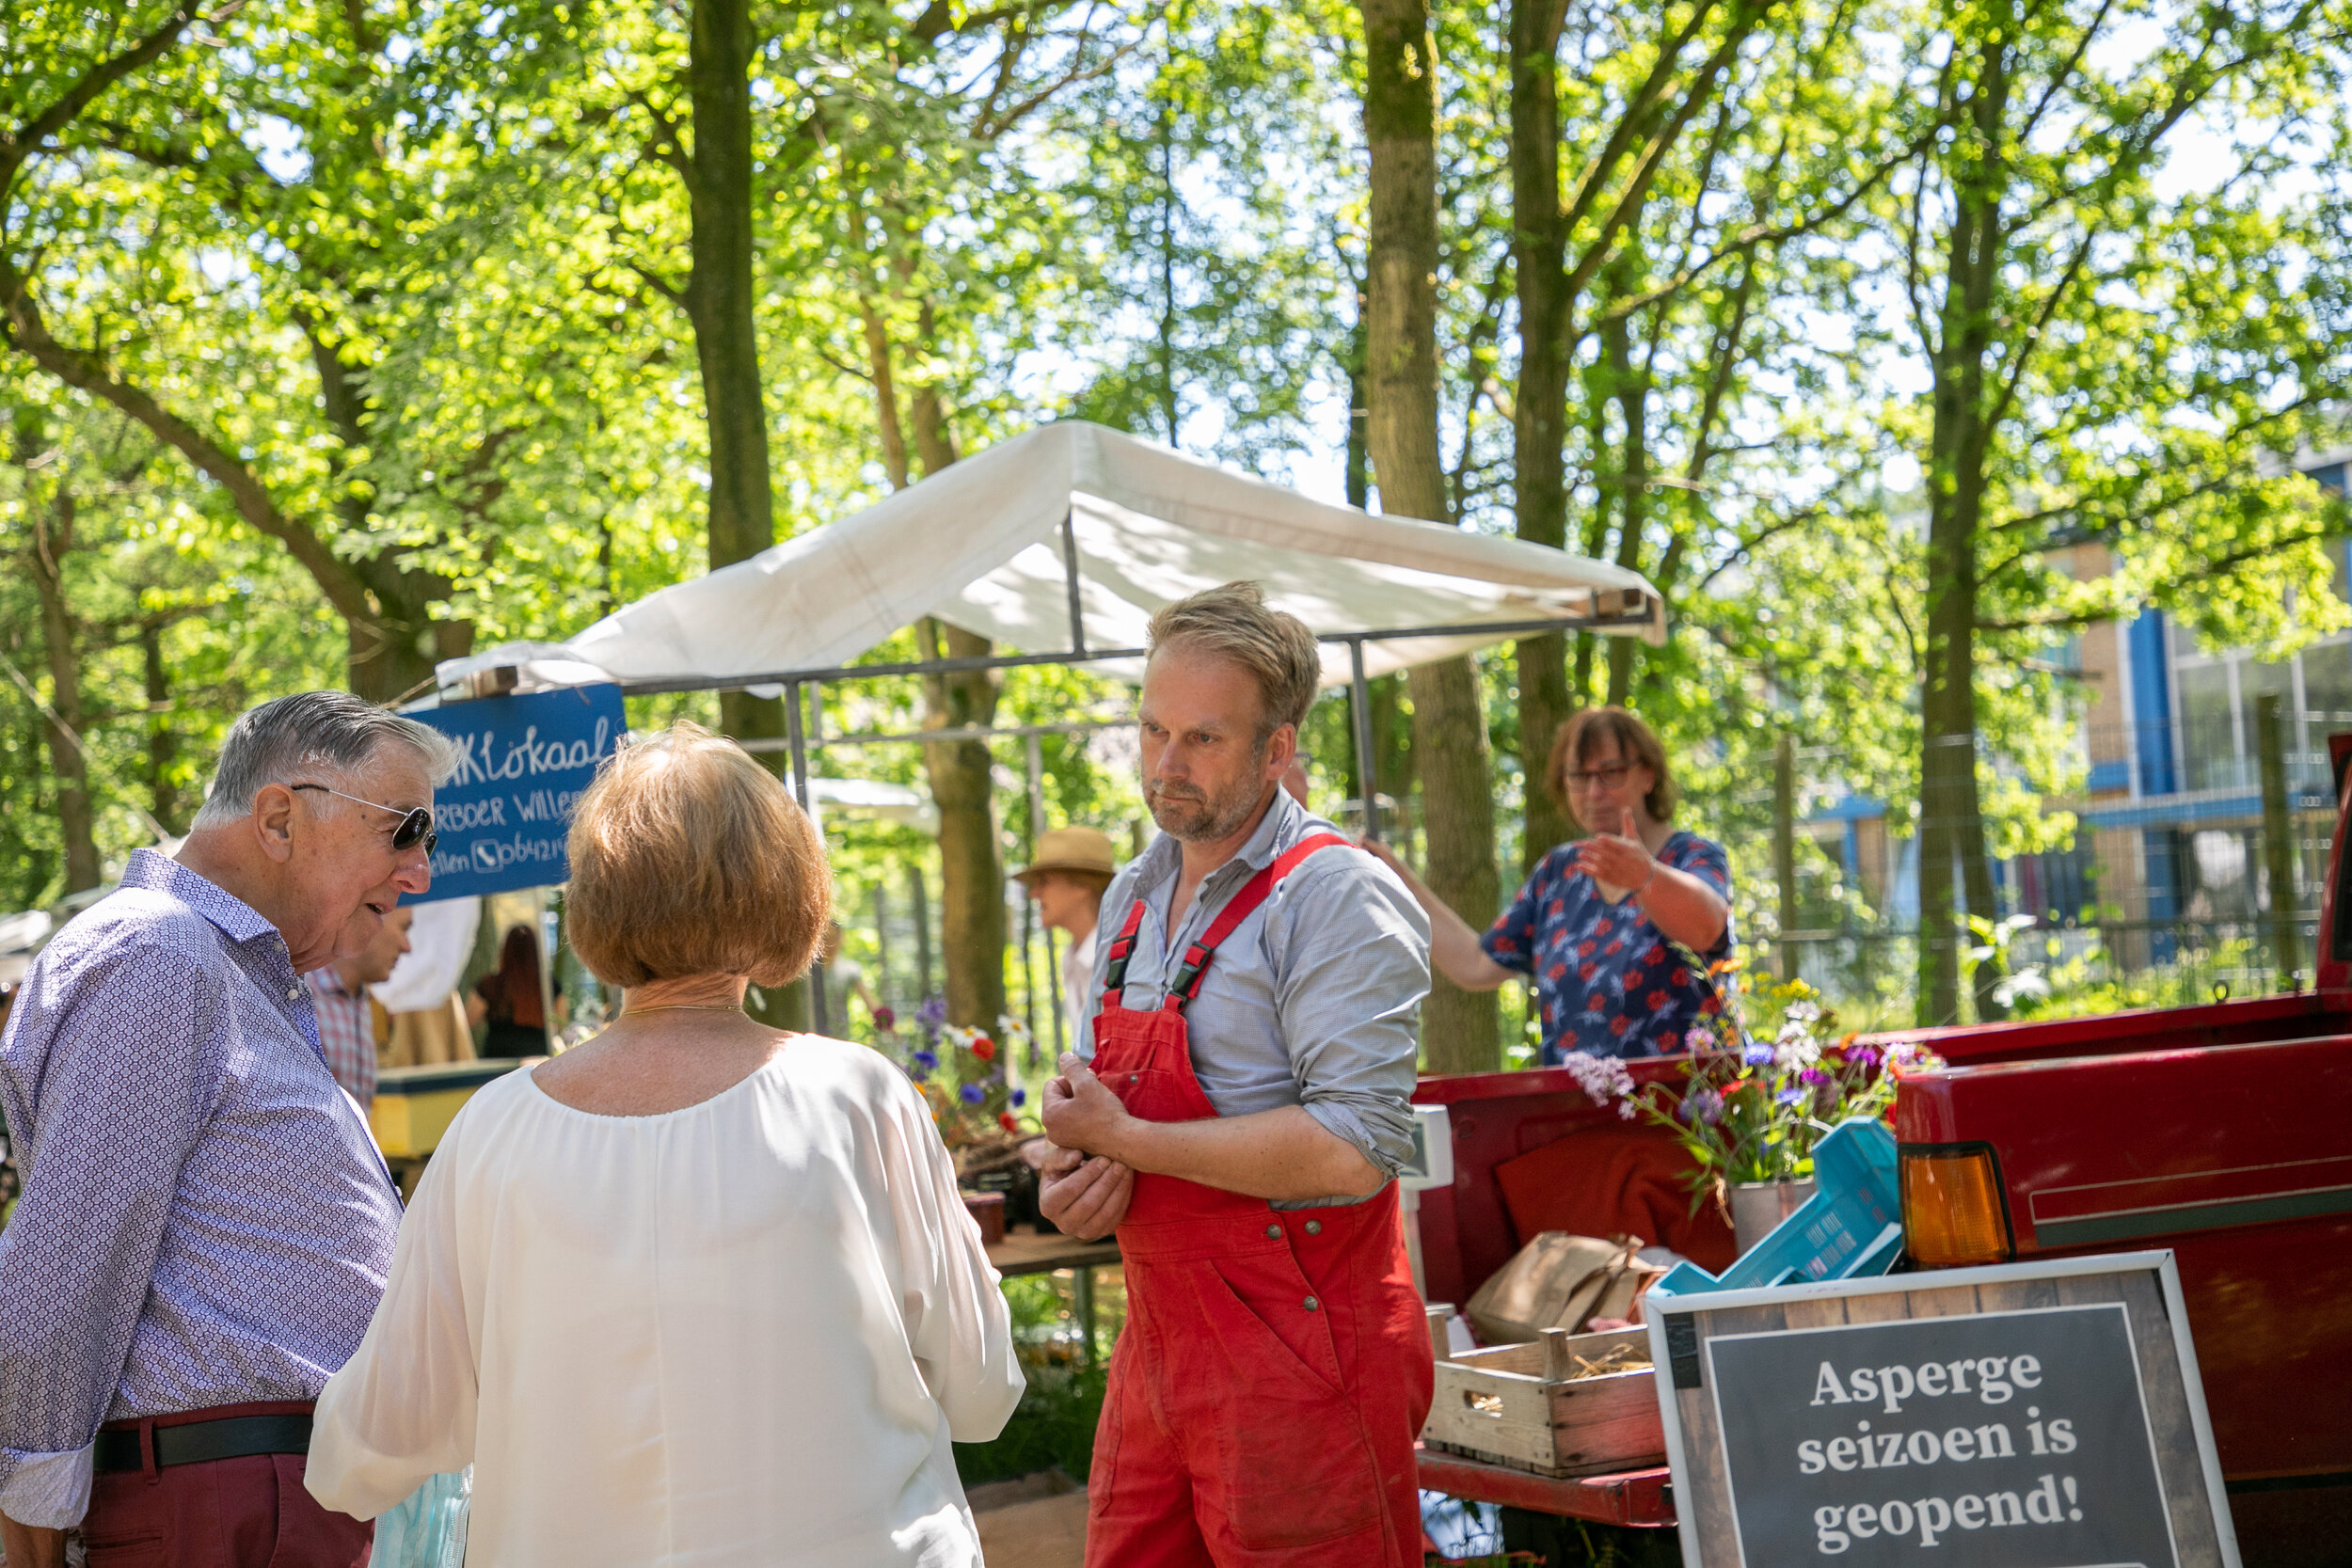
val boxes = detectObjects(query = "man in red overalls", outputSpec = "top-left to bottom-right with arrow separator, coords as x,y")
1041,580 -> 1436,1568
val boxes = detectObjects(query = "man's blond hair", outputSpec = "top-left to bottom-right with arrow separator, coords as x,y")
1145,581 -> 1321,741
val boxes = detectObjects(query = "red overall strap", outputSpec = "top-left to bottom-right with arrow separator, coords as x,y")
1163,832 -> 1354,1014
1101,896 -> 1151,1006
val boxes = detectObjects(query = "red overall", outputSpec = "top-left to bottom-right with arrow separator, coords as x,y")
1083,833 -> 1435,1568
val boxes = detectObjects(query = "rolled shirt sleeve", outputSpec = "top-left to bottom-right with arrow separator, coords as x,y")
0,946 -> 215,1528
1266,852 -> 1431,1182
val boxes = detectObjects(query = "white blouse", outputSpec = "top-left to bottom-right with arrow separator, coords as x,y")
307,1037 -> 1025,1566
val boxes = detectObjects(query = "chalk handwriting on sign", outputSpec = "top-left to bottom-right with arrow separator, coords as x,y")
1707,1305 -> 2177,1566
405,684 -> 626,902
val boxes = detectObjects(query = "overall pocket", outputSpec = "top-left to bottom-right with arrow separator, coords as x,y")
1181,1257 -> 1383,1550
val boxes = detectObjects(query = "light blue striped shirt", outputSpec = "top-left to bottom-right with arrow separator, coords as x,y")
1080,791 -> 1430,1207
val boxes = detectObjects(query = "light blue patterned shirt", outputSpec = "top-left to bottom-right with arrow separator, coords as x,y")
0,850 -> 402,1528
1080,791 -> 1430,1208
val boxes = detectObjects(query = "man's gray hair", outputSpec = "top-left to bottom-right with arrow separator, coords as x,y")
191,690 -> 461,830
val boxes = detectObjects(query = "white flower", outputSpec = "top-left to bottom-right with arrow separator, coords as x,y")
1773,1023 -> 1821,1070
1560,1051 -> 1637,1109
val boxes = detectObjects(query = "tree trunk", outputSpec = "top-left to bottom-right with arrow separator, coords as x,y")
922,618 -> 1007,1031
852,299 -> 1007,1035
1570,392 -> 1614,709
142,623 -> 182,834
1157,102 -> 1181,443
683,0 -> 799,1025
1360,0 -> 1500,1074
1344,330 -> 1371,511
1915,37 -> 2012,1028
1601,294 -> 1651,707
27,481 -> 100,892
1509,0 -> 1574,875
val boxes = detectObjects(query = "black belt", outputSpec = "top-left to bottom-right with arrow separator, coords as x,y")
93,1414 -> 313,1474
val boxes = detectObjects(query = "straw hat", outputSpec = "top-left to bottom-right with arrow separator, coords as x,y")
1013,826 -> 1119,885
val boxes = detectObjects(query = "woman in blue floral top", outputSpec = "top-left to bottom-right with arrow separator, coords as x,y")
1365,706 -> 1733,1063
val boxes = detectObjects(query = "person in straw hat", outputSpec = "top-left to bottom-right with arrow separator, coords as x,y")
1012,825 -> 1120,1053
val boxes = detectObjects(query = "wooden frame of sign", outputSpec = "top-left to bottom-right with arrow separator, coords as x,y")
1644,1250 -> 2238,1568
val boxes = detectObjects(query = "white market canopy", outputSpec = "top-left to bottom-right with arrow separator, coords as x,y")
439,420 -> 1666,698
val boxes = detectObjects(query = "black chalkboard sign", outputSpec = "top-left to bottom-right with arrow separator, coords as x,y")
1646,1251 -> 2239,1568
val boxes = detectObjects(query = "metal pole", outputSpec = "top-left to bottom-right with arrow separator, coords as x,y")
910,863 -> 934,1001
1060,509 -> 1089,657
787,681 -> 831,1037
1349,638 -> 1380,842
1774,733 -> 1799,982
1027,732 -> 1064,1065
872,882 -> 893,1021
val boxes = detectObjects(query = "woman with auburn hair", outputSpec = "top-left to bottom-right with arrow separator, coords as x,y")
306,722 -> 1023,1566
1364,705 -> 1732,1063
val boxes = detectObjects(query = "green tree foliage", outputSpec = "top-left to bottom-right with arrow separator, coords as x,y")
0,0 -> 2344,1061
1875,0 -> 2352,1023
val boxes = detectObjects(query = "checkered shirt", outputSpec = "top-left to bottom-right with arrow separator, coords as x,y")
305,966 -> 378,1108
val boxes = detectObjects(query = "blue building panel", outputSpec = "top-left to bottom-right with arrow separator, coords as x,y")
2127,610 -> 2176,797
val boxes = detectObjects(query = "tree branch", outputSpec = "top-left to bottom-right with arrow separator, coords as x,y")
0,260 -> 372,627
0,4 -> 198,195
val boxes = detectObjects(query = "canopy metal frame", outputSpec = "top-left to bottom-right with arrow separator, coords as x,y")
569,513 -> 1656,1035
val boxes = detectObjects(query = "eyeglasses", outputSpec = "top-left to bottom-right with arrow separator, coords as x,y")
1563,762 -> 1635,792
291,784 -> 437,853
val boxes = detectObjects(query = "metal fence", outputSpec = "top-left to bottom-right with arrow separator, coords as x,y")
1756,702 -> 2342,1028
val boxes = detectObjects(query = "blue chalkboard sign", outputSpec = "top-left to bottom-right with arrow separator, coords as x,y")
405,684 -> 626,902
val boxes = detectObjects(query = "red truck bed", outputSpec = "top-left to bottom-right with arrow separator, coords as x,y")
1890,1006 -> 2352,1560
1412,780 -> 2352,1551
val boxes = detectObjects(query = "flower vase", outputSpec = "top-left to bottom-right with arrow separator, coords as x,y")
1729,1176 -> 1817,1256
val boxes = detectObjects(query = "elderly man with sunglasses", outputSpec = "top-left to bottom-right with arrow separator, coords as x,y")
0,690 -> 455,1568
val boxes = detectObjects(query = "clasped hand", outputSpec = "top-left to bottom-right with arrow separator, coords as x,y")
1038,1053 -> 1136,1241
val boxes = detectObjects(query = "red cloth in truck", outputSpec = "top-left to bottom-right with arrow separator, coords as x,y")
1493,1125 -> 1738,1273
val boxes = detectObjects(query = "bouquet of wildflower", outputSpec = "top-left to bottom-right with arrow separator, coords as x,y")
905,999 -> 1038,1155
1583,958 -> 1943,1211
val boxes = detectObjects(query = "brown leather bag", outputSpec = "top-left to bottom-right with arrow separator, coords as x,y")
1463,1231 -> 1666,1345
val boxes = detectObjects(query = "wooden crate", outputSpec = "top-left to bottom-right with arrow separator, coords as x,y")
1421,1317 -> 1667,1479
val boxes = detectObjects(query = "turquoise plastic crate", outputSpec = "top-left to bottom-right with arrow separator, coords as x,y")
1647,1117 -> 1905,1297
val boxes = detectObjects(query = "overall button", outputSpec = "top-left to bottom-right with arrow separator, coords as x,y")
1304,1220 -> 1322,1235
1303,1296 -> 1320,1312
1127,1073 -> 1138,1084
1264,1224 -> 1281,1240
285,986 -> 300,1000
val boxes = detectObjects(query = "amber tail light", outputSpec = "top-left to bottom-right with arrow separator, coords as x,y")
1899,1142 -> 2016,1267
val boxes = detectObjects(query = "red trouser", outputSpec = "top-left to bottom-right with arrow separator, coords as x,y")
82,1402 -> 372,1568
1083,839 -> 1434,1567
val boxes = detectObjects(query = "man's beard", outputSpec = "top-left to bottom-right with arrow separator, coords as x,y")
1146,767 -> 1266,844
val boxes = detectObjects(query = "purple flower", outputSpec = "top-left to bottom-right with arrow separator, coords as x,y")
1683,1026 -> 1715,1053
1775,1085 -> 1805,1105
1742,1039 -> 1775,1067
1846,1044 -> 1881,1069
1799,1068 -> 1828,1085
1009,1087 -> 1027,1106
960,1083 -> 986,1105
1680,1087 -> 1724,1125
913,1049 -> 938,1071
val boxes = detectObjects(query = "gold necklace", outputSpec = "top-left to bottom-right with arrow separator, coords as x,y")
622,1003 -> 745,1016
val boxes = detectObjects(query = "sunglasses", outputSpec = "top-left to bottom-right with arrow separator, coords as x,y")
291,784 -> 437,853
